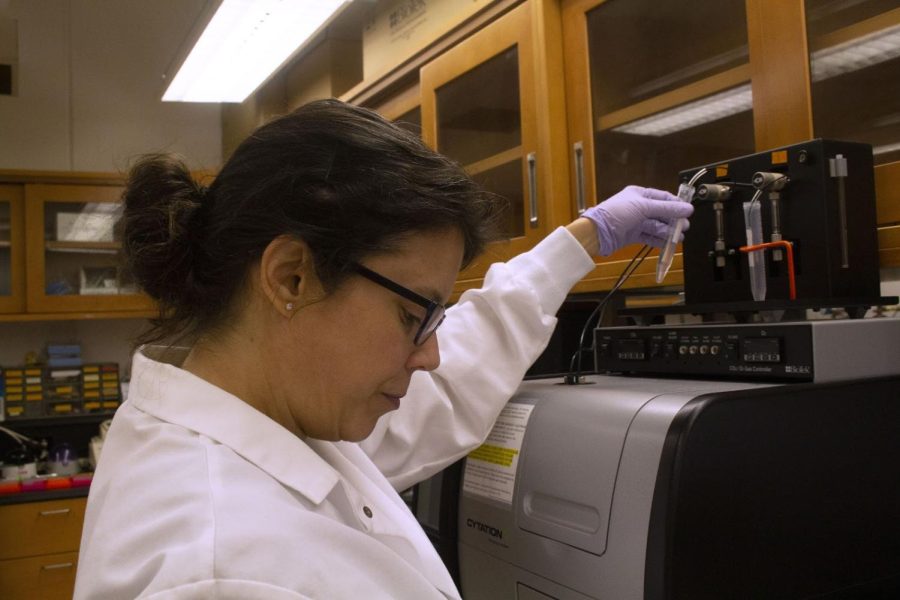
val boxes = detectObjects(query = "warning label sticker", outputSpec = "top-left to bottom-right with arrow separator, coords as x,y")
462,402 -> 535,505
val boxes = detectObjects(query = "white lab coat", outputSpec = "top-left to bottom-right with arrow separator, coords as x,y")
74,227 -> 594,599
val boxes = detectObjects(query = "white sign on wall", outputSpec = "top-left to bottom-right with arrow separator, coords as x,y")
362,0 -> 492,81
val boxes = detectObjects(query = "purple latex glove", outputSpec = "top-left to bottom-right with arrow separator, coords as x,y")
583,185 -> 695,256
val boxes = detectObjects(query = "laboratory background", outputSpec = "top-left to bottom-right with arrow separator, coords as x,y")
1,0 -> 899,598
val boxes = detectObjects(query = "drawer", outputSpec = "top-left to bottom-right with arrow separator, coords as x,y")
0,551 -> 78,600
0,498 -> 86,560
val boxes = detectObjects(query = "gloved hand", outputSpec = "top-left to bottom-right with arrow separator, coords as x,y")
583,185 -> 694,256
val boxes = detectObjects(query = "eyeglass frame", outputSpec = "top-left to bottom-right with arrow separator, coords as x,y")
352,263 -> 446,345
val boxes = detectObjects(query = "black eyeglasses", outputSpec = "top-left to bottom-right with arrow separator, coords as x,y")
353,264 -> 446,346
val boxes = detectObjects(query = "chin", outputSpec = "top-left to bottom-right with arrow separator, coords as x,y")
341,429 -> 374,443
340,416 -> 384,443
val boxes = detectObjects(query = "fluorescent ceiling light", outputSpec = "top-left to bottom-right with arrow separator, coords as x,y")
163,0 -> 347,103
612,84 -> 753,137
810,23 -> 900,81
613,23 -> 900,137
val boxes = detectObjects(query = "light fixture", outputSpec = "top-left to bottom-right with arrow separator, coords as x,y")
612,22 -> 900,137
612,84 -> 753,137
163,0 -> 348,103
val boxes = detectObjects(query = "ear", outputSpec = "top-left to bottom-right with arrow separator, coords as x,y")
259,235 -> 321,317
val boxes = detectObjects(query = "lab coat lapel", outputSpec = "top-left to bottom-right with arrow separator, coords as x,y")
307,439 -> 460,599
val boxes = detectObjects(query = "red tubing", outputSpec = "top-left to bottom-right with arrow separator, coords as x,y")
738,240 -> 796,300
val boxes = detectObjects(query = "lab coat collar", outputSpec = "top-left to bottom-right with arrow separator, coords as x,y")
128,346 -> 340,505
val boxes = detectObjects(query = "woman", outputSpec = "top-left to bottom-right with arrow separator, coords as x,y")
74,99 -> 691,599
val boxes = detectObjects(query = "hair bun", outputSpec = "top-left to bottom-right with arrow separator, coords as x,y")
120,154 -> 206,307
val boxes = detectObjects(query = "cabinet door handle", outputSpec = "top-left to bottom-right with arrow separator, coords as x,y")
574,141 -> 586,215
42,562 -> 74,570
527,152 -> 538,228
39,508 -> 71,516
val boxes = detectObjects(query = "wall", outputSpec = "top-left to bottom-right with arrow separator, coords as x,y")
222,36 -> 362,160
0,0 -> 224,379
0,0 -> 222,172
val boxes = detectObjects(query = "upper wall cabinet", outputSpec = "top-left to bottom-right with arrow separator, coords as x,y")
562,0 -> 757,288
420,0 -> 570,286
24,184 -> 155,313
564,0 -> 755,207
260,0 -> 899,290
0,185 -> 25,313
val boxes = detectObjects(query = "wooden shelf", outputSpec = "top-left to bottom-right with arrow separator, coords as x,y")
596,64 -> 751,132
465,146 -> 522,177
0,310 -> 155,323
808,7 -> 900,53
45,241 -> 120,253
2,413 -> 115,428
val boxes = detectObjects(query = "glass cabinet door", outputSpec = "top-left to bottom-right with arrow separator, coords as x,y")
805,1 -> 900,270
422,2 -> 550,280
0,185 -> 25,313
563,0 -> 756,285
805,1 -> 900,165
437,45 -> 524,241
25,184 -> 154,313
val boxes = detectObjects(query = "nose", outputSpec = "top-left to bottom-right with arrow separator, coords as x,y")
407,332 -> 441,372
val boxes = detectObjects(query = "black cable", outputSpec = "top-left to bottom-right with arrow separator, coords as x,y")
565,244 -> 652,384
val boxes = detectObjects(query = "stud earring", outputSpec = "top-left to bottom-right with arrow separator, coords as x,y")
286,302 -> 294,311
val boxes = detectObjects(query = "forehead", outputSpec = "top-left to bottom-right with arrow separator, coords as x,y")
364,228 -> 465,302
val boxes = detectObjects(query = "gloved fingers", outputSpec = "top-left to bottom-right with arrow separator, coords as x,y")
637,230 -> 687,247
640,187 -> 680,203
643,198 -> 694,220
637,232 -> 670,248
640,218 -> 689,243
640,219 -> 670,240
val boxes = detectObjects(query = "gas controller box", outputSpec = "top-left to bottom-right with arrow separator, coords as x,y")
595,318 -> 900,382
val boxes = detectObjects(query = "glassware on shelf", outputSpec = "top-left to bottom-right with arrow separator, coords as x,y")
42,202 -> 136,297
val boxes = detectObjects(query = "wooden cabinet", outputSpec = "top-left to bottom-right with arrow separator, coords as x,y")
0,497 -> 86,600
420,0 -> 570,292
268,0 -> 900,292
0,185 -> 25,313
371,80 -> 422,131
562,0 -> 900,291
0,173 -> 156,319
24,184 -> 153,313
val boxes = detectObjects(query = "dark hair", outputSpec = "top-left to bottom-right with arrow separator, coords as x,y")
121,98 -> 502,345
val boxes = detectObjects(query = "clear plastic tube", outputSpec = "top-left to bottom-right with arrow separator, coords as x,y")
655,182 -> 695,283
743,197 -> 767,301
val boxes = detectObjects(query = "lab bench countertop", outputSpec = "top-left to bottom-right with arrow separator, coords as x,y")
0,486 -> 90,506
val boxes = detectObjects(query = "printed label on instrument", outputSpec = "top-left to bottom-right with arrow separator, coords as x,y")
463,403 -> 535,505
